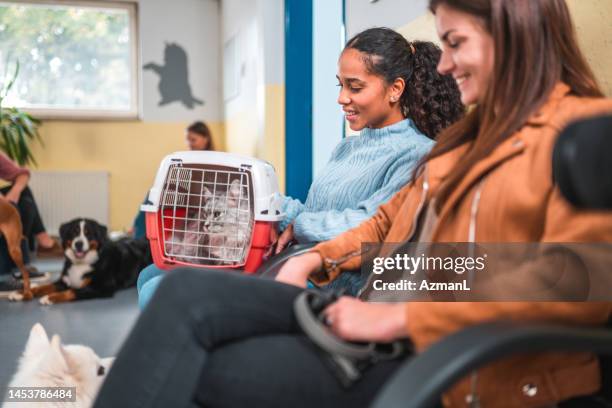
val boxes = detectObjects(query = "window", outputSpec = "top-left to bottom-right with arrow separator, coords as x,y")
0,0 -> 138,119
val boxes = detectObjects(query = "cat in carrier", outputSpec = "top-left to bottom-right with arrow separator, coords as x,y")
165,179 -> 251,264
143,150 -> 283,273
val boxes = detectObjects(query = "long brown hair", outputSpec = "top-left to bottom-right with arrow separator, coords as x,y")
419,0 -> 603,209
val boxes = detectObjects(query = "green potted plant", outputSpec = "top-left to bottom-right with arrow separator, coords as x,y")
0,59 -> 43,166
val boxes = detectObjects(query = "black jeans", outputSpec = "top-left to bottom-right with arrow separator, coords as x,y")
0,236 -> 29,275
0,185 -> 46,245
0,186 -> 45,241
94,269 -> 404,408
0,186 -> 41,274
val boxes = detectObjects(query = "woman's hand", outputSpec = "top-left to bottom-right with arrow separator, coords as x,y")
5,173 -> 28,204
324,297 -> 408,343
275,252 -> 322,287
4,189 -> 20,204
265,226 -> 280,259
275,224 -> 294,255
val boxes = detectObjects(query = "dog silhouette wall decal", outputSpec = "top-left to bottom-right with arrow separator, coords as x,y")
144,42 -> 204,109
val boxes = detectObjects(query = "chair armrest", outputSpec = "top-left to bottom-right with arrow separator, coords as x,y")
257,243 -> 317,278
371,321 -> 612,408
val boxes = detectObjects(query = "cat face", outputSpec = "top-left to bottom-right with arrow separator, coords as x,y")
165,179 -> 252,264
202,180 -> 251,262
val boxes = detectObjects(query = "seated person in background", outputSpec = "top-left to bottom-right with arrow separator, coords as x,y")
94,1 -> 612,407
185,121 -> 215,151
0,152 -> 55,250
0,152 -> 55,285
136,28 -> 464,309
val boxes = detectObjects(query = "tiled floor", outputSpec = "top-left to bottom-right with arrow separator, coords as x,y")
0,258 -> 140,398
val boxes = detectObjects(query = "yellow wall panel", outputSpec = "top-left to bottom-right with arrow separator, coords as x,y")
397,1 -> 612,97
397,13 -> 439,46
224,84 -> 286,193
225,111 -> 259,156
29,121 -> 224,232
262,84 -> 285,194
567,0 -> 612,96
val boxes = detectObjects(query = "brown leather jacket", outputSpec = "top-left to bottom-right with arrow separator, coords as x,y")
312,84 -> 612,407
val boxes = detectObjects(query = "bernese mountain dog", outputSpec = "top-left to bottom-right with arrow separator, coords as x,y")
10,218 -> 152,305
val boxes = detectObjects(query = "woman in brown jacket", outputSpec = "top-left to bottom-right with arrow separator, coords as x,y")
275,0 -> 612,405
95,1 -> 612,407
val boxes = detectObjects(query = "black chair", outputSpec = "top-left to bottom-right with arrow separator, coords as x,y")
372,115 -> 612,408
257,243 -> 317,278
372,323 -> 612,408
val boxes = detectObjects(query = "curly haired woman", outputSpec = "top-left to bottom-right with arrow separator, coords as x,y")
276,28 -> 464,255
272,27 -> 464,294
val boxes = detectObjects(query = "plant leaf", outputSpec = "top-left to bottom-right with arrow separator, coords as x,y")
3,60 -> 19,96
4,126 -> 18,160
0,58 -> 42,165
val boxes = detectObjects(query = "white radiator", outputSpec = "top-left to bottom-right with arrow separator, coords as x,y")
28,171 -> 110,236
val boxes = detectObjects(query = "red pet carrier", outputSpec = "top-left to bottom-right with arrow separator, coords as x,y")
142,151 -> 284,273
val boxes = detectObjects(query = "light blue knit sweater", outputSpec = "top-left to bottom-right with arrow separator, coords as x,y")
281,118 -> 434,243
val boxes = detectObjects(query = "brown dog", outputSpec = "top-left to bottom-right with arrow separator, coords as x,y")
0,195 -> 32,300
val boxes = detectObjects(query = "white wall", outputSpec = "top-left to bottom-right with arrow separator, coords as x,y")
221,0 -> 284,157
221,0 -> 258,113
345,0 -> 429,38
140,0 -> 221,122
221,0 -> 259,155
258,0 -> 285,85
312,0 -> 344,177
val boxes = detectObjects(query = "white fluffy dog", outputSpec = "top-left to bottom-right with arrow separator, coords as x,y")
3,323 -> 113,407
